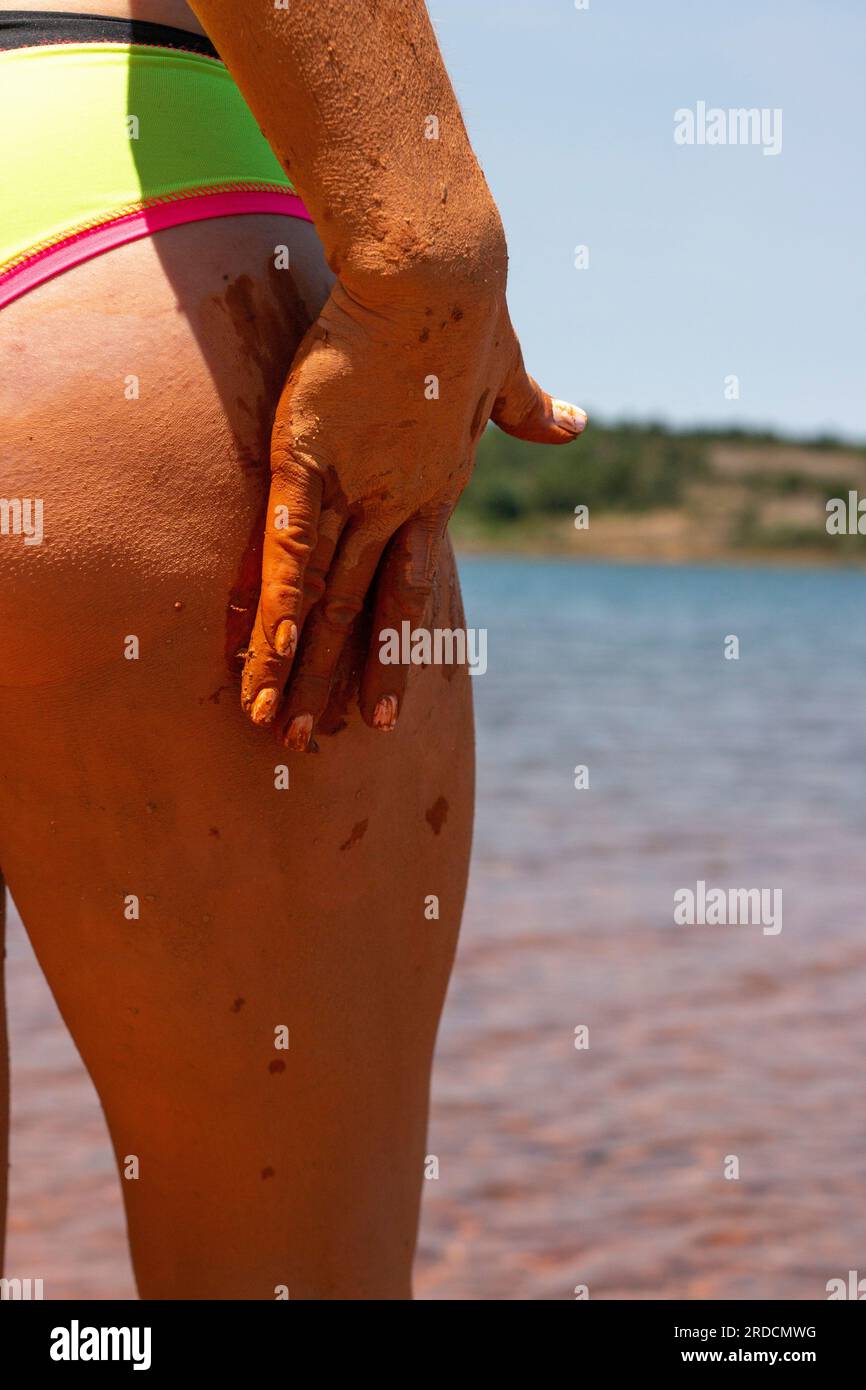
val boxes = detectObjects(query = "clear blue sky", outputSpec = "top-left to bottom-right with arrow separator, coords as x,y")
432,0 -> 865,441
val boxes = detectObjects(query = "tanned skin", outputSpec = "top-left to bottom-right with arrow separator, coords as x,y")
0,0 -> 583,1297
188,0 -> 586,746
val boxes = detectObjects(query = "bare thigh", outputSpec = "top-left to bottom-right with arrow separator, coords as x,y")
0,217 -> 474,1299
0,876 -> 6,1275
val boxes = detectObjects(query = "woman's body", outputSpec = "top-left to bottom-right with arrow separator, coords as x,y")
0,0 -> 581,1296
1,216 -> 474,1299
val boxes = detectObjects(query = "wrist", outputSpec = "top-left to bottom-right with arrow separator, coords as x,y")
333,197 -> 508,315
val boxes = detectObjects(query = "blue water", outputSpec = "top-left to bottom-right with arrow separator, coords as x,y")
458,557 -> 866,935
416,558 -> 866,1299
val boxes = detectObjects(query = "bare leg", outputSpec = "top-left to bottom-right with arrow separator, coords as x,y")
0,217 -> 473,1298
0,875 -> 7,1277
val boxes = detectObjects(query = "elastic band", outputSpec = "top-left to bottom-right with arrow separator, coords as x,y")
0,189 -> 311,311
0,10 -> 219,57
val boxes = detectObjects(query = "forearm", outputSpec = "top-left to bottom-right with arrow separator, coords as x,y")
188,0 -> 506,301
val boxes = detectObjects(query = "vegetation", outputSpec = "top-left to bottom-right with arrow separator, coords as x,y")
451,420 -> 866,563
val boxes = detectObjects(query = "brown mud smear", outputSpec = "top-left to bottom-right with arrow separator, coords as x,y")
339,819 -> 369,851
425,797 -> 449,835
223,498 -> 267,680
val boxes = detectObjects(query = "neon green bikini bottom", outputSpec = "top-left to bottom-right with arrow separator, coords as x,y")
0,20 -> 310,309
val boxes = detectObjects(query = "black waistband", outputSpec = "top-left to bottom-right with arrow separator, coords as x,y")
0,10 -> 219,56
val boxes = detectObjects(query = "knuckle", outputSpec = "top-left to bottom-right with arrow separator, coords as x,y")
391,571 -> 434,615
287,672 -> 330,712
301,565 -> 328,606
320,590 -> 363,633
270,518 -> 318,555
261,579 -> 303,615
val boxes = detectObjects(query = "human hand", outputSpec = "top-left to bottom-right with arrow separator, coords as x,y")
241,271 -> 586,748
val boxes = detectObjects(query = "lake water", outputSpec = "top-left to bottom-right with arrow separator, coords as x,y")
6,558 -> 866,1299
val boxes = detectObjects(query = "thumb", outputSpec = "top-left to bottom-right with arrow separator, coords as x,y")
491,341 -> 587,445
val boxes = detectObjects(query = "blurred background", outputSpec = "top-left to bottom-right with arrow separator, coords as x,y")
6,0 -> 866,1299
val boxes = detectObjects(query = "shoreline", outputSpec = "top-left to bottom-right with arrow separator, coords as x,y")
451,515 -> 866,572
454,538 -> 866,571
458,426 -> 866,572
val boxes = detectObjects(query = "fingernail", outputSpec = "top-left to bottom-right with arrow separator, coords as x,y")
284,712 -> 313,751
274,620 -> 297,658
250,688 -> 279,726
373,694 -> 399,731
552,399 -> 588,435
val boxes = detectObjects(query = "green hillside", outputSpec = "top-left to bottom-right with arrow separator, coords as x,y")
452,421 -> 866,563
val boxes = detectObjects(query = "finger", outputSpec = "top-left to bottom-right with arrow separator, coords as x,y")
294,505 -> 347,628
259,461 -> 323,657
491,340 -> 587,444
242,505 -> 345,717
279,524 -> 388,751
241,494 -> 345,727
359,502 -> 450,732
